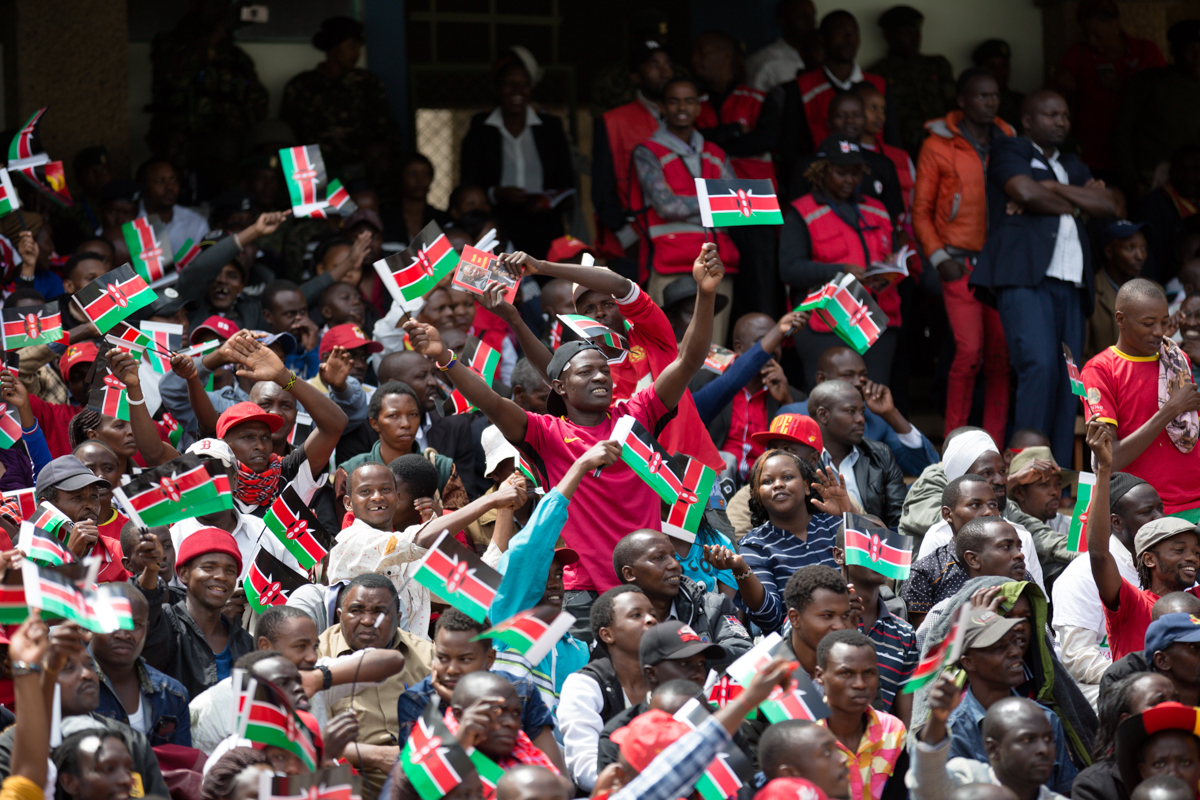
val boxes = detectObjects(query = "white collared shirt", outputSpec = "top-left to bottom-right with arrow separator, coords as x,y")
825,63 -> 865,92
745,37 -> 806,92
822,447 -> 863,508
1033,144 -> 1085,286
485,106 -> 544,193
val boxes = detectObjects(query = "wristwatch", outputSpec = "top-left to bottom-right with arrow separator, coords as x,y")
10,660 -> 42,677
318,664 -> 333,691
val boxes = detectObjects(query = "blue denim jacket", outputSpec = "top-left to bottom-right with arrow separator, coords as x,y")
93,656 -> 192,747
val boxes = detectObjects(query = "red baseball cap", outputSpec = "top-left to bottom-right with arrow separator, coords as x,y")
175,527 -> 242,573
754,779 -> 830,800
553,547 -> 579,566
609,710 -> 692,772
750,413 -> 824,452
319,323 -> 384,358
59,341 -> 99,377
546,235 -> 594,264
216,401 -> 285,439
190,315 -> 241,344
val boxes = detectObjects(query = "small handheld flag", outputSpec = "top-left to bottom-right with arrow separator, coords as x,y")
280,145 -> 334,219
324,179 -> 358,216
0,404 -> 23,450
120,455 -> 233,527
795,273 -> 886,355
28,502 -> 71,541
842,513 -> 913,580
412,530 -> 502,623
6,108 -> 48,170
0,170 -> 19,218
122,218 -> 174,283
264,486 -> 335,570
236,674 -> 319,771
902,603 -> 971,694
88,373 -> 131,422
258,765 -> 359,800
726,634 -> 830,722
174,238 -> 201,268
18,521 -> 75,566
373,221 -> 459,303
1068,472 -> 1097,553
2,300 -> 65,349
673,698 -> 755,800
244,547 -> 310,613
610,417 -> 698,510
661,453 -> 716,543
21,561 -> 133,633
3,488 -> 38,521
516,455 -> 544,494
0,584 -> 26,624
557,314 -> 629,355
695,179 -> 784,228
400,700 -> 476,800
140,321 -> 184,375
1063,343 -> 1096,416
447,339 -> 502,415
707,675 -> 744,709
473,605 -> 576,666
13,161 -> 71,207
72,264 -> 157,334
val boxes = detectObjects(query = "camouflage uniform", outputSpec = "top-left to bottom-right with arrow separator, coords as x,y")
280,68 -> 402,172
868,54 -> 956,158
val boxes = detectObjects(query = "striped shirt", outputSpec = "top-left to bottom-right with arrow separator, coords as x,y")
735,513 -> 840,633
901,542 -> 969,616
862,596 -> 918,713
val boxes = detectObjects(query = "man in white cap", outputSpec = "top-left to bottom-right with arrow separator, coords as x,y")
477,425 -> 538,562
915,428 -> 1045,590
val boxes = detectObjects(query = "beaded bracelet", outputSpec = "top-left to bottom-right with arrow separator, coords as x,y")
437,349 -> 458,372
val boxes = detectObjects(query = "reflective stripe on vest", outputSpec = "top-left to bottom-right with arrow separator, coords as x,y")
802,80 -> 831,104
861,204 -> 892,224
649,221 -> 705,238
804,205 -> 832,226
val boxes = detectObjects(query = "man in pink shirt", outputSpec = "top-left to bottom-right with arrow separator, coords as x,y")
404,244 -> 724,621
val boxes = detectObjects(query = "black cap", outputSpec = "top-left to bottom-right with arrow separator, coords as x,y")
878,5 -> 923,30
816,136 -> 867,166
661,275 -> 729,315
313,16 -> 364,52
545,341 -> 603,417
36,455 -> 111,497
639,621 -> 727,666
98,180 -> 141,204
1110,471 -> 1149,511
1101,219 -> 1149,246
144,285 -> 186,318
629,39 -> 670,72
972,39 -> 1012,65
73,146 -> 109,175
211,191 -> 256,221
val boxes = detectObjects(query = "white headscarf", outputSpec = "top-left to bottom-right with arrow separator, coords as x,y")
942,430 -> 999,481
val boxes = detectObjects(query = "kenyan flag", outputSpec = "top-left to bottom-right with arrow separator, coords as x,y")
3,488 -> 37,521
17,521 -> 74,565
121,456 -> 230,527
373,221 -> 458,303
610,416 -> 693,507
1068,472 -> 1097,553
325,179 -> 358,216
695,179 -> 783,228
661,453 -> 716,543
122,217 -> 174,283
238,676 -> 318,771
88,374 -> 130,421
843,513 -> 913,580
707,675 -> 744,709
726,632 -> 830,722
161,412 -> 183,448
85,585 -> 135,633
469,750 -> 505,796
1,301 -> 63,349
21,562 -> 130,633
557,314 -> 628,353
173,238 -> 201,268
902,603 -> 971,694
140,321 -> 183,375
14,161 -> 71,207
412,530 -> 502,623
6,108 -> 46,166
673,697 -> 754,800
474,606 -> 576,666
516,455 -> 543,492
73,264 -> 157,334
245,547 -> 310,613
28,503 -> 70,541
0,585 -> 27,624
447,340 -> 501,415
264,486 -> 334,570
400,701 -> 475,800
279,145 -> 330,218
0,404 -> 22,450
0,169 -> 20,218
796,273 -> 885,355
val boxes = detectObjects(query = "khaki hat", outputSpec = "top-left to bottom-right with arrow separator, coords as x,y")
1009,446 -> 1078,489
961,610 -> 1025,653
1134,517 -> 1199,558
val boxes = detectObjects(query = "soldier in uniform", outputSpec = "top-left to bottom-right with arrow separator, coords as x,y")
867,5 -> 956,159
973,39 -> 1025,133
280,17 -> 403,174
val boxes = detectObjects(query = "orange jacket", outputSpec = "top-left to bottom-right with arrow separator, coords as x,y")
912,111 -> 1016,260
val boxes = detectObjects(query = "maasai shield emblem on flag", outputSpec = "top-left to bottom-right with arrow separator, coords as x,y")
122,217 -> 174,283
695,179 -> 784,227
237,675 -> 318,770
279,145 -> 329,218
412,530 -> 502,623
263,486 -> 335,570
1068,472 -> 1097,553
796,273 -> 886,355
473,605 -> 576,666
661,453 -> 716,543
244,547 -> 310,613
73,264 -> 157,334
121,456 -> 232,527
610,416 -> 692,506
88,373 -> 130,422
400,700 -> 476,800
373,221 -> 458,303
447,339 -> 502,415
0,404 -> 23,450
1,301 -> 63,349
842,513 -> 913,580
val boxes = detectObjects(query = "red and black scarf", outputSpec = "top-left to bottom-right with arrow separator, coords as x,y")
236,453 -> 283,507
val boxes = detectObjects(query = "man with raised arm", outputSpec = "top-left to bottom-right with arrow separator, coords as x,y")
404,243 -> 724,623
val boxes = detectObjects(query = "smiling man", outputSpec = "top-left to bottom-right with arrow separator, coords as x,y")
135,526 -> 253,700
613,529 -> 751,664
1082,278 -> 1200,520
34,455 -> 112,570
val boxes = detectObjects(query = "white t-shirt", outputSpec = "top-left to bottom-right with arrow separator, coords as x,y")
1052,535 -> 1139,669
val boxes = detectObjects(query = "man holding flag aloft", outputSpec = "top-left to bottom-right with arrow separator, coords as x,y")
405,242 -> 724,628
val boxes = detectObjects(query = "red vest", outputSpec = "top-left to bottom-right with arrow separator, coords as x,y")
697,85 -> 776,186
629,137 -> 740,277
603,101 -> 661,210
796,70 -> 887,145
792,193 -> 900,328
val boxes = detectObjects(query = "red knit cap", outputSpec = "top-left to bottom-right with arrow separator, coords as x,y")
175,527 -> 242,573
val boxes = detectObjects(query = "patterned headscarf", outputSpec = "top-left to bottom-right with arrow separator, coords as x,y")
1159,338 -> 1199,453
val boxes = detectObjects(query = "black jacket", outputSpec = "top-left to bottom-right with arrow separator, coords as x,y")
1072,760 -> 1128,800
137,578 -> 255,701
459,110 -> 574,196
847,437 -> 906,528
1100,649 -> 1150,696
578,657 -> 625,728
672,576 -> 753,668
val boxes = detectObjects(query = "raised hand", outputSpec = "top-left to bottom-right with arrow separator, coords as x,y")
692,243 -> 724,294
8,616 -> 50,667
16,232 -> 37,276
861,380 -> 895,417
925,672 -> 963,733
45,621 -> 90,674
319,346 -> 353,393
578,440 -> 621,473
810,466 -> 850,516
402,320 -> 444,358
229,336 -> 289,384
251,210 -> 291,238
494,473 -> 527,510
498,251 -> 541,277
129,530 -> 165,577
454,696 -> 506,750
969,585 -> 1004,613
0,371 -> 29,411
777,310 -> 808,337
170,352 -> 199,381
107,349 -> 140,388
1085,415 -> 1113,471
761,360 -> 791,404
414,497 -> 437,524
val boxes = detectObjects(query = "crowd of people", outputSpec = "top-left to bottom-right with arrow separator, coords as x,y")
2,4 -> 1200,800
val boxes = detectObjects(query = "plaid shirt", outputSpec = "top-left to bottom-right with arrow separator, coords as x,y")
611,715 -> 733,800
819,707 -> 905,800
900,543 -> 969,616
